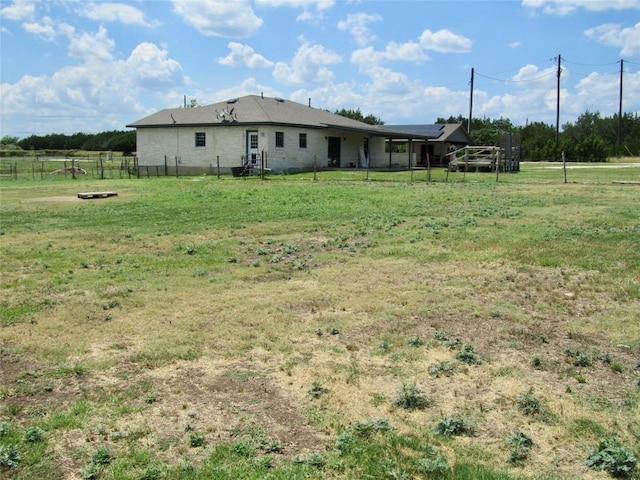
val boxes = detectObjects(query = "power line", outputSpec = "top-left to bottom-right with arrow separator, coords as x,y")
475,69 -> 556,83
562,57 -> 619,67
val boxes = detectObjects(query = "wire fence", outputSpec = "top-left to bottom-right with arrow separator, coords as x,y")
0,155 -> 137,181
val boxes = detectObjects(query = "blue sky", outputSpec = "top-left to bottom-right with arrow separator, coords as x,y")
1,0 -> 639,138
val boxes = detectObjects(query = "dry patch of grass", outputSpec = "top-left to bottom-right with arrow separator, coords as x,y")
1,175 -> 638,479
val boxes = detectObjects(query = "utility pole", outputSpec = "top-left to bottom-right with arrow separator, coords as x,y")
618,59 -> 624,154
555,54 -> 561,162
468,67 -> 474,136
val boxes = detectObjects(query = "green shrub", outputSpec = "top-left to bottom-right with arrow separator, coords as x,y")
351,418 -> 393,437
530,356 -> 542,369
335,431 -> 356,454
433,416 -> 470,436
434,331 -> 448,341
189,432 -> 206,448
139,464 -> 163,480
516,389 -> 545,416
233,440 -> 255,458
428,361 -> 456,378
506,432 -> 534,464
0,444 -> 20,468
393,382 -> 430,410
566,349 -> 592,367
407,335 -> 424,347
308,381 -> 327,398
295,451 -> 325,468
456,344 -> 482,365
415,454 -> 450,475
0,421 -> 12,437
23,426 -> 45,443
91,446 -> 113,466
445,338 -> 462,350
586,438 -> 637,478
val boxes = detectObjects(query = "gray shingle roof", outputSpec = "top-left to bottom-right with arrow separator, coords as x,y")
127,95 -> 434,139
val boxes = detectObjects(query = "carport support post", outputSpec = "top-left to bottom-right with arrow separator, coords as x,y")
366,154 -> 370,181
426,152 -> 431,183
409,137 -> 414,183
464,149 -> 469,181
313,155 -> 317,181
495,150 -> 500,183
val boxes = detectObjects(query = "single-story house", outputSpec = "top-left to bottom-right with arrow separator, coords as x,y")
126,95 -> 439,175
385,124 -> 473,167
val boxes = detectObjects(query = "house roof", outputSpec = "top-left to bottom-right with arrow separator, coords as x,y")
386,123 -> 473,144
127,95 -> 436,140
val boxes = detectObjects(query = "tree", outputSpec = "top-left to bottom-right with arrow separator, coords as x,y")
520,122 -> 555,161
1,135 -> 20,146
107,131 -> 136,154
335,108 -> 384,125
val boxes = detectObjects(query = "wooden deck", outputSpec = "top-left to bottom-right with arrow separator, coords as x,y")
77,191 -> 118,199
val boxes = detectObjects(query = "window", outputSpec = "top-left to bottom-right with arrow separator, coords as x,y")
195,132 -> 206,147
275,131 -> 284,148
299,133 -> 307,149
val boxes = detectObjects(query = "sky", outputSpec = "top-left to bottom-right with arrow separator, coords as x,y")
1,0 -> 639,139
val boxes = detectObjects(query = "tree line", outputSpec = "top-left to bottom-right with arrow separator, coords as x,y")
1,110 -> 638,161
1,130 -> 136,155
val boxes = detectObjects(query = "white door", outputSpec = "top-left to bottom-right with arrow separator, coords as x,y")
247,130 -> 259,165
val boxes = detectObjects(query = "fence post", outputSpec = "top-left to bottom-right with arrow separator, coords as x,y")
426,152 -> 431,183
463,149 -> 469,181
314,155 -> 317,181
562,151 -> 567,184
217,155 -> 220,179
175,156 -> 179,178
495,150 -> 501,182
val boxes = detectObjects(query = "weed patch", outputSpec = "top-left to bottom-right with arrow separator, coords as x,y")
586,438 -> 638,478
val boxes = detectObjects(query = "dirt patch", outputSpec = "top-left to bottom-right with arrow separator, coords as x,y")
97,359 -> 328,459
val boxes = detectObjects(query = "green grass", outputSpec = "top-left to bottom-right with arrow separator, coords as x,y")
1,162 -> 639,479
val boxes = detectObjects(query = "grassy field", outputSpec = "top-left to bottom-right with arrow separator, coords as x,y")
1,162 -> 639,479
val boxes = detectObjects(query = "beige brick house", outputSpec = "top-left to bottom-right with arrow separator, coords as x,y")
127,95 -> 436,175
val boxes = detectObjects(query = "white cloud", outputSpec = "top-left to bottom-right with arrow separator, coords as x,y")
172,0 -> 263,38
218,42 -> 274,68
1,35 -> 188,135
337,12 -> 381,47
523,0 -> 640,16
79,2 -> 159,27
509,41 -> 523,48
585,22 -> 640,57
0,0 -> 36,21
22,17 -> 57,40
126,42 -> 186,88
256,0 -> 335,22
273,38 -> 341,85
384,41 -> 428,62
67,26 -> 115,62
419,29 -> 472,53
511,64 -> 557,86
